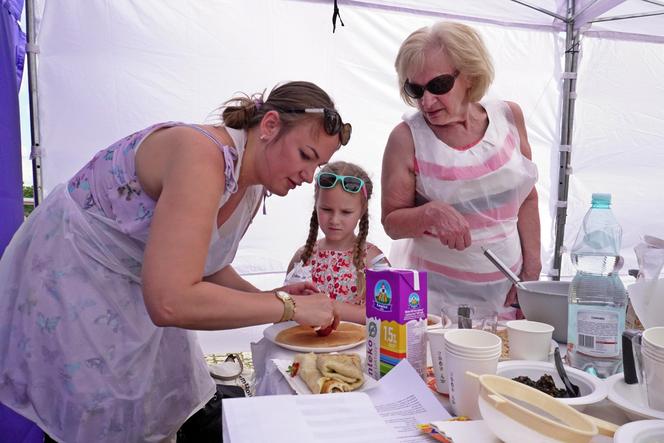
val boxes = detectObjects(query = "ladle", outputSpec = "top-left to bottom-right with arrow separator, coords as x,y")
481,246 -> 526,290
553,347 -> 580,398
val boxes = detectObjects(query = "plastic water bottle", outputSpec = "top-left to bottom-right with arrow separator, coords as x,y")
567,193 -> 627,378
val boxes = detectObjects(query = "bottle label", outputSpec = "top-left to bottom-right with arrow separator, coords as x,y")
569,305 -> 624,357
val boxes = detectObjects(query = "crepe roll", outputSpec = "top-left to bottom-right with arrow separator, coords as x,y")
293,353 -> 353,394
292,353 -> 335,394
321,379 -> 350,393
317,354 -> 364,390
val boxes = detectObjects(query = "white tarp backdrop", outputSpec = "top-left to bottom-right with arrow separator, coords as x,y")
32,0 -> 664,280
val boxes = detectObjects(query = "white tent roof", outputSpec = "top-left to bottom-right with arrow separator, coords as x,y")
344,0 -> 664,41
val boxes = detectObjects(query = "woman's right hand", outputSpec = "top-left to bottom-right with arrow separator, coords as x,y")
423,201 -> 472,250
291,293 -> 339,330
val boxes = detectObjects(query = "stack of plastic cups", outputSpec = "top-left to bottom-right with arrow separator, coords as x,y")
444,329 -> 502,419
641,327 -> 664,411
427,328 -> 451,394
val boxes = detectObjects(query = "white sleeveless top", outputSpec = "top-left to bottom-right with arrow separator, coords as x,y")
389,100 -> 538,317
205,127 -> 264,275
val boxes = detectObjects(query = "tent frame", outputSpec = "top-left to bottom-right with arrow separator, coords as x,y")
25,0 -> 44,206
510,0 -> 664,277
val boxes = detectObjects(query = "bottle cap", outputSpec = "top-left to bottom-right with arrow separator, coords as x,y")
591,193 -> 611,208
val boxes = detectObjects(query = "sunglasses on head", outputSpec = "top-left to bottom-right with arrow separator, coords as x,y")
286,108 -> 352,146
403,71 -> 460,99
316,172 -> 367,197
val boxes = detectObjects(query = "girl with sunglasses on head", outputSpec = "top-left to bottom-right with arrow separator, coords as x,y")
285,161 -> 390,324
382,21 -> 541,321
0,81 -> 352,443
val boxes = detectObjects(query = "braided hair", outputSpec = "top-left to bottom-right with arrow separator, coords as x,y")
300,209 -> 320,268
299,161 -> 374,301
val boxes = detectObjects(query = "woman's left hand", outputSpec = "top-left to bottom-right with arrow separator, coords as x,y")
273,281 -> 318,296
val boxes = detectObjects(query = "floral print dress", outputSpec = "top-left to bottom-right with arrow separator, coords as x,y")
310,247 -> 364,305
0,122 -> 263,442
285,242 -> 389,305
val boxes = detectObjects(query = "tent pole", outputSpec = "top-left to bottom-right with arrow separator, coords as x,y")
552,0 -> 581,280
590,10 -> 664,22
509,0 -> 567,21
25,0 -> 43,205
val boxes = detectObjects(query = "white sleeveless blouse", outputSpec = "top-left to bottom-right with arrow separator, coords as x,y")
389,100 -> 538,317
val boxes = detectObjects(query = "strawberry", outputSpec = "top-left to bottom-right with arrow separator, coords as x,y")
287,362 -> 300,377
316,324 -> 334,337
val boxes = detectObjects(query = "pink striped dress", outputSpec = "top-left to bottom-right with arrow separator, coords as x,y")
389,100 -> 538,318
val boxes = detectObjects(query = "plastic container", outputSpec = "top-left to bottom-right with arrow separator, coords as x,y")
517,281 -> 570,342
567,193 -> 627,378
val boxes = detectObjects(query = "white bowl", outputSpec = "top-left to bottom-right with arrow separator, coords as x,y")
497,360 -> 607,411
427,314 -> 452,329
476,373 -> 598,443
606,373 -> 664,421
517,281 -> 570,343
614,420 -> 664,443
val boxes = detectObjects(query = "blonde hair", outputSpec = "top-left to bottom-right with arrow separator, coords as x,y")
300,161 -> 373,302
221,81 -> 343,143
395,21 -> 494,106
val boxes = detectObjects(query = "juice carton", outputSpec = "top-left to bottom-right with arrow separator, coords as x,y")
365,268 -> 427,380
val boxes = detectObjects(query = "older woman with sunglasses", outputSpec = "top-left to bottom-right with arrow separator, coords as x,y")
0,81 -> 352,442
381,21 -> 541,320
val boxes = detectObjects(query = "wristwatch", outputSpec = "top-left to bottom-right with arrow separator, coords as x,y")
274,290 -> 296,322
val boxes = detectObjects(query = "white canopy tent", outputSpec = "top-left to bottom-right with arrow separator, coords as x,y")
25,0 -> 664,282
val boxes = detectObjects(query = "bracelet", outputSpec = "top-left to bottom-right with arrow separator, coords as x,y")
274,291 -> 296,322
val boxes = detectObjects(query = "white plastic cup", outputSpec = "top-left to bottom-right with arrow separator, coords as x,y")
643,327 -> 664,355
442,329 -> 502,419
427,329 -> 450,394
506,320 -> 554,361
642,347 -> 664,411
444,329 -> 503,353
427,314 -> 443,330
445,349 -> 501,418
444,342 -> 500,357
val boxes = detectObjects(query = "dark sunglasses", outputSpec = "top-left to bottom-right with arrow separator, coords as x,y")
316,172 -> 366,196
403,71 -> 460,99
287,108 -> 352,146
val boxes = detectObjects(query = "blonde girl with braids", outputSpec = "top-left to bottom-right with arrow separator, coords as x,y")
0,81 -> 352,442
286,161 -> 390,324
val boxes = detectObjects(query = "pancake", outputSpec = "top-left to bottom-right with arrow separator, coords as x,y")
275,322 -> 365,348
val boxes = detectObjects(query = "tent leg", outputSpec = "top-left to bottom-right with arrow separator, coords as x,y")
552,0 -> 581,280
25,0 -> 43,205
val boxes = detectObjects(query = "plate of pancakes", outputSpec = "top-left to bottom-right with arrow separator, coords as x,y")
264,321 -> 366,353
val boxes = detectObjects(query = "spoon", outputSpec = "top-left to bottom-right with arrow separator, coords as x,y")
554,347 -> 580,398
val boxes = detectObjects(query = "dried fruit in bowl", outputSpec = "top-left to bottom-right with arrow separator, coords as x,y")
512,374 -> 569,398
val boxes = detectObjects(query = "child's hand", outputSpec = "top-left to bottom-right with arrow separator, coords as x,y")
274,281 -> 318,296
